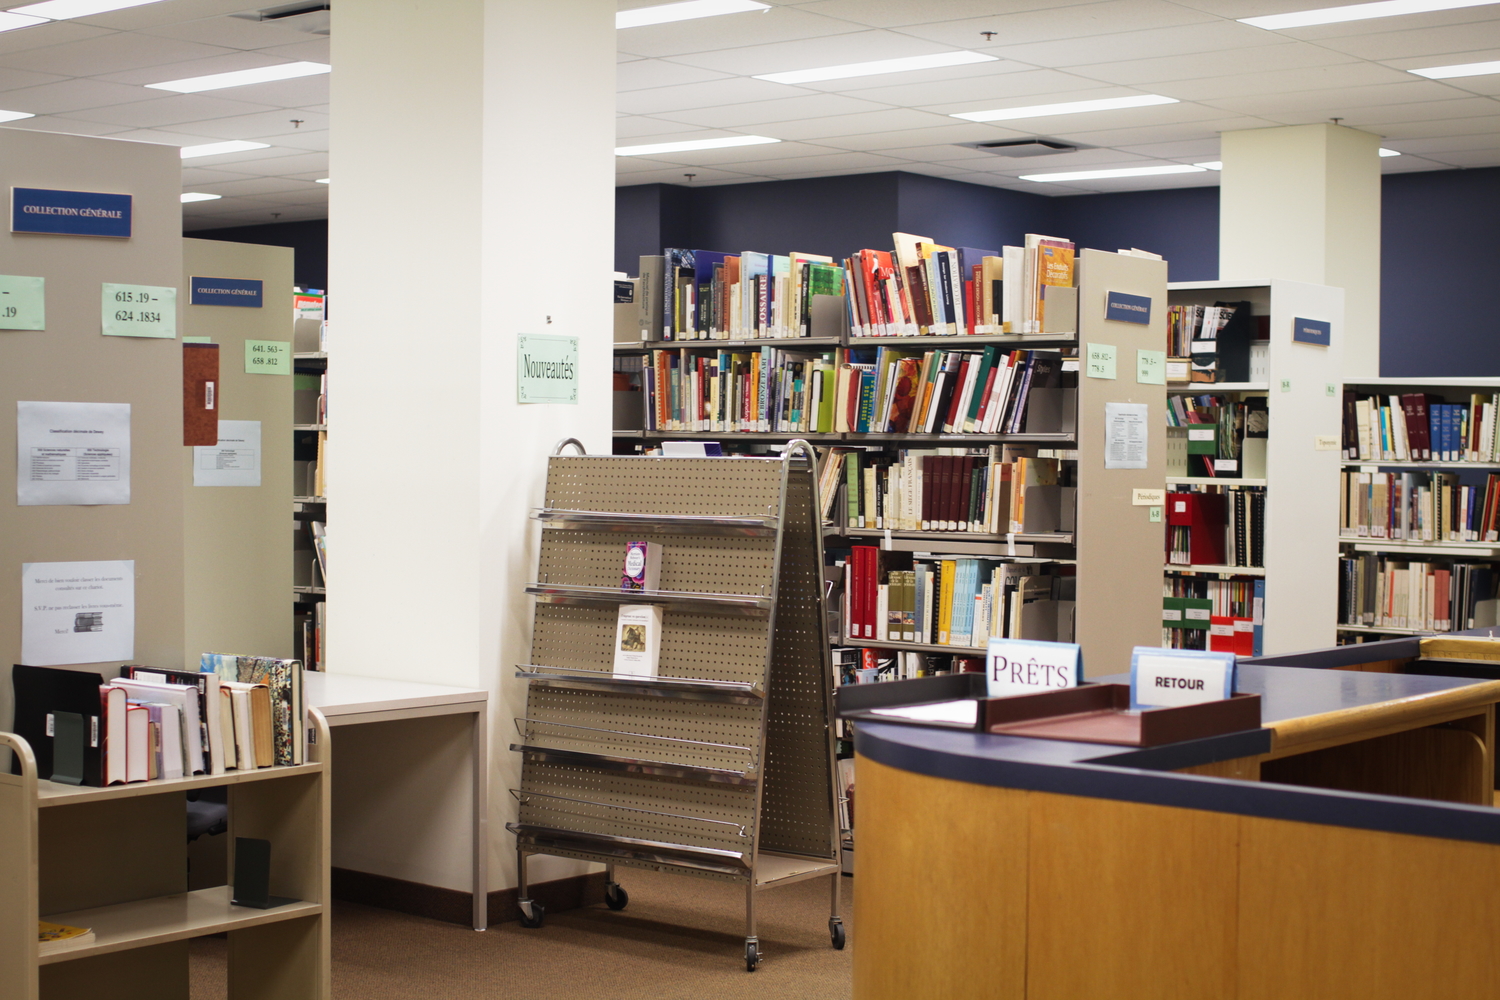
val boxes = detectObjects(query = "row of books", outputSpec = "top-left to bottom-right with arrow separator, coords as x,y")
1161,577 -> 1262,653
1167,393 -> 1266,479
1339,470 -> 1500,542
832,646 -> 983,685
296,600 -> 325,671
640,347 -> 835,434
820,447 -> 1070,535
1343,392 -> 1500,464
842,546 -> 1074,649
1165,486 -> 1266,568
1338,555 -> 1499,632
1164,301 -> 1260,383
1166,303 -> 1235,358
856,346 -> 1071,436
637,233 -> 1077,342
11,654 -> 304,788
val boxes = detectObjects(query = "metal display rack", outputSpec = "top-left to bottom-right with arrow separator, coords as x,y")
508,438 -> 844,971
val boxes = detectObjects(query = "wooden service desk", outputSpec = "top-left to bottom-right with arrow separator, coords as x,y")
851,664 -> 1500,1000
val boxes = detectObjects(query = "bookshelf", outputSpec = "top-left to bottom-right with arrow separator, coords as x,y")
1337,376 -> 1500,641
0,712 -> 332,1000
293,313 -> 327,669
1162,279 -> 1344,656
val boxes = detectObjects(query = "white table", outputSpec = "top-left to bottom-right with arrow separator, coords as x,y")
303,672 -> 490,930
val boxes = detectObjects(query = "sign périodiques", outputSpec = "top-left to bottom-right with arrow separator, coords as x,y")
986,637 -> 1083,697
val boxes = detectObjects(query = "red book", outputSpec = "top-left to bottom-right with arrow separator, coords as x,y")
973,354 -> 1002,430
1167,492 -> 1227,565
1209,615 -> 1236,653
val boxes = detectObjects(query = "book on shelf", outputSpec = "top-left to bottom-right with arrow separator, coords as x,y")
1165,485 -> 1264,569
1339,553 -> 1499,632
621,540 -> 662,592
308,521 -> 328,583
121,665 -> 223,775
1343,391 -> 1500,464
1165,301 -> 1258,383
201,653 -> 305,767
840,545 -> 1074,648
38,921 -> 94,957
1166,391 -> 1266,479
612,604 -> 662,678
1340,470 -> 1500,542
832,644 -> 985,684
1162,577 -> 1262,654
110,675 -> 206,776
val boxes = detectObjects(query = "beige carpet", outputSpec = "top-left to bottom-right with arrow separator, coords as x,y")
190,870 -> 853,999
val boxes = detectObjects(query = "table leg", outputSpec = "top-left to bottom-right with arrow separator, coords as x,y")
472,707 -> 489,931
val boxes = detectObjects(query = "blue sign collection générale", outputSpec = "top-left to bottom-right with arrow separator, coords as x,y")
190,276 -> 264,308
11,187 -> 132,239
1104,290 -> 1153,325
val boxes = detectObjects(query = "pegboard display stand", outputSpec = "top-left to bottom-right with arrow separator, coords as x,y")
508,439 -> 844,971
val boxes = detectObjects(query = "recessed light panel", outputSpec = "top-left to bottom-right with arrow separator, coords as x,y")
756,51 -> 997,85
616,135 -> 779,156
953,94 -> 1177,123
0,11 -> 45,30
180,192 -> 221,203
616,0 -> 768,29
0,108 -> 34,122
147,61 -> 330,94
9,0 -> 170,18
1019,164 -> 1207,182
1410,59 -> 1500,78
179,140 -> 270,159
1239,0 -> 1500,31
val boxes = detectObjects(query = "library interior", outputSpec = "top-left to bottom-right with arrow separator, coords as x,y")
6,0 -> 1500,997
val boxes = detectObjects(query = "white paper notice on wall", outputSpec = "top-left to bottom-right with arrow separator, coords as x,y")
16,400 -> 130,506
21,559 -> 135,665
194,420 -> 261,487
1104,401 -> 1148,470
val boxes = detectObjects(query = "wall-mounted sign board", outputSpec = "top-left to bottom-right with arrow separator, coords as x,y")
12,187 -> 131,238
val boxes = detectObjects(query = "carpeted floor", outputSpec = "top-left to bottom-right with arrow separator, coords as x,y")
190,869 -> 853,999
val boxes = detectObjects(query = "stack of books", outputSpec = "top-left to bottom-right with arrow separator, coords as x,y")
1339,555 -> 1498,632
1344,391 -> 1500,463
1340,470 -> 1500,542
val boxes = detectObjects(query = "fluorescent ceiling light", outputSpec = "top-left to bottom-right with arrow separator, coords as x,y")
1410,58 -> 1500,78
0,108 -> 34,122
9,0 -> 171,18
1194,160 -> 1223,170
953,94 -> 1177,123
180,192 -> 220,203
315,177 -> 329,183
1020,164 -> 1207,182
1379,147 -> 1400,156
1239,0 -> 1500,31
616,0 -> 769,29
755,51 -> 997,85
616,134 -> 779,156
146,61 -> 330,94
0,11 -> 45,30
179,140 -> 269,159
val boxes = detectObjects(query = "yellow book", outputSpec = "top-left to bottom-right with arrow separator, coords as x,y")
938,560 -> 957,645
38,921 -> 94,956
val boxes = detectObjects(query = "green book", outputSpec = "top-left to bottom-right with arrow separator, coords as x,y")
964,345 -> 999,431
845,449 -> 862,527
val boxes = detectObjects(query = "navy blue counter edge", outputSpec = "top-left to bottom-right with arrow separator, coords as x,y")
857,721 -> 1500,847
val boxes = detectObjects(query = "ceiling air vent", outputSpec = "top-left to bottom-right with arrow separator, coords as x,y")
231,3 -> 330,34
963,139 -> 1080,158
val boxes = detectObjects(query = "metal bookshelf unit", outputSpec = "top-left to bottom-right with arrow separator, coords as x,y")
508,439 -> 843,972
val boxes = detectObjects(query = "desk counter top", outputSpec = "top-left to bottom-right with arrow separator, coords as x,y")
303,672 -> 488,717
857,663 -> 1500,847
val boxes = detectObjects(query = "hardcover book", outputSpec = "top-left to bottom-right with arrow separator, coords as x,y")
613,604 -> 663,678
621,540 -> 662,592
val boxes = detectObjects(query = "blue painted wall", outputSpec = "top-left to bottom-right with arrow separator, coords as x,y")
1379,166 -> 1500,377
1049,185 -> 1219,283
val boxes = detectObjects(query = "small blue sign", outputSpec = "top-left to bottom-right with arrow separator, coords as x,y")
12,187 -> 132,238
1293,316 -> 1331,346
1105,290 -> 1152,325
190,276 -> 263,308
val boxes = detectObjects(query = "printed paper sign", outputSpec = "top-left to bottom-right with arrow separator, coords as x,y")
986,638 -> 1082,697
1136,348 -> 1166,384
17,400 -> 130,506
1085,342 -> 1117,380
1104,401 -> 1148,470
102,283 -> 175,338
194,420 -> 261,487
1132,488 -> 1165,506
0,274 -> 44,330
518,333 -> 579,404
245,340 -> 291,375
1130,647 -> 1235,709
21,560 -> 135,665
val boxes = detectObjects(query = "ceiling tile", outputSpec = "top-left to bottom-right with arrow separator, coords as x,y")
884,0 -> 1219,48
1203,79 -> 1462,116
747,107 -> 959,140
615,6 -> 865,59
145,107 -> 330,140
661,27 -> 999,76
70,0 -> 282,31
949,146 -> 1155,170
1385,131 -> 1500,153
0,31 -> 235,77
0,115 -> 129,135
1312,20 -> 1500,61
180,165 -> 257,184
196,75 -> 328,109
709,149 -> 914,174
654,92 -> 894,127
0,67 -> 67,90
618,58 -> 733,92
86,49 -> 280,85
1071,42 -> 1357,87
255,38 -> 330,63
1323,96 -> 1500,125
990,19 -> 1287,68
140,13 -> 326,50
0,77 -> 163,115
615,115 -> 707,138
1113,138 -> 1224,158
1376,113 -> 1500,139
809,121 -> 1039,150
788,0 -> 1069,30
615,165 -> 771,184
1045,114 -> 1278,146
209,150 -> 328,175
1415,147 -> 1500,165
189,175 -> 323,197
617,75 -> 814,115
842,67 -> 1102,107
1156,62 -> 1417,101
52,94 -> 276,128
625,138 -> 855,165
0,21 -> 113,57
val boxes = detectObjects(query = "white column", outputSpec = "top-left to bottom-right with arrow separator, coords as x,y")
1219,123 -> 1381,376
329,0 -> 615,893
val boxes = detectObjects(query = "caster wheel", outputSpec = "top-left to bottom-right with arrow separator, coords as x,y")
745,940 -> 760,972
604,883 -> 629,911
830,918 -> 846,950
518,900 -> 545,929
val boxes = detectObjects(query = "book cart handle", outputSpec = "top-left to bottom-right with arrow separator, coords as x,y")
0,731 -> 36,782
552,438 -> 588,457
783,438 -> 817,468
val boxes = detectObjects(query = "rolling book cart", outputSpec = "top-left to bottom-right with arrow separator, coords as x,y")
509,438 -> 843,971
